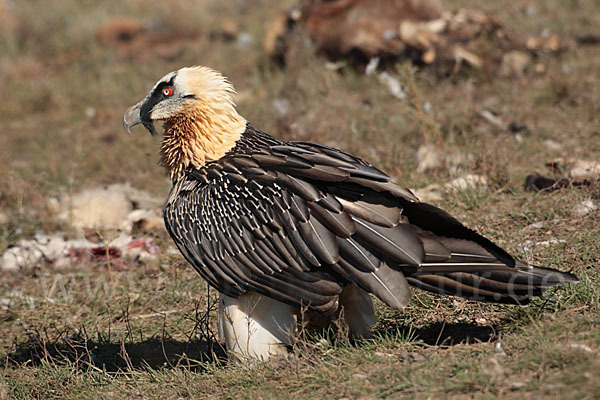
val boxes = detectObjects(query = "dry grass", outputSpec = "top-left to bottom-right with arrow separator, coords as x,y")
1,0 -> 599,399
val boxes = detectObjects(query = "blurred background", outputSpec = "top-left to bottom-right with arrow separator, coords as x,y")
0,0 -> 598,398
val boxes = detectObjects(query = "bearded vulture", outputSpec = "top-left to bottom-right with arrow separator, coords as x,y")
122,66 -> 577,360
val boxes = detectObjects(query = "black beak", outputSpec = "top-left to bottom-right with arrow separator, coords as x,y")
123,100 -> 157,135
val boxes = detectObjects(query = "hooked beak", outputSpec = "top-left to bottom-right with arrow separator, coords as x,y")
123,101 -> 143,134
123,100 -> 158,135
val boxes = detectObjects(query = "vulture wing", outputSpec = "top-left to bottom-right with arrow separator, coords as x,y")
163,126 -> 578,314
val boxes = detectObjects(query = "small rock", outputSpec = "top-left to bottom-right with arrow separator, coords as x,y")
535,239 -> 566,246
543,383 -> 565,391
543,139 -> 561,151
272,98 -> 290,116
416,144 -> 445,173
545,157 -> 600,179
499,50 -> 531,77
478,109 -> 507,131
569,160 -> 600,179
534,62 -> 546,74
415,145 -> 468,174
412,183 -> 444,203
453,45 -> 483,68
545,34 -> 561,51
423,101 -> 432,113
510,381 -> 528,390
526,34 -> 561,52
84,107 -> 96,118
445,174 -> 488,191
377,72 -> 405,100
520,239 -> 566,253
571,200 -> 597,217
560,343 -> 594,353
0,297 -> 12,311
324,61 -> 346,71
495,341 -> 506,356
236,32 -> 253,50
526,221 -> 545,229
365,57 -> 380,76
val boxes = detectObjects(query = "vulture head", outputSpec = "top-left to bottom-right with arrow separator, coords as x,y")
123,66 -> 246,180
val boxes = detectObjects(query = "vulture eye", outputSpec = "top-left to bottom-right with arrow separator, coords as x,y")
162,87 -> 174,97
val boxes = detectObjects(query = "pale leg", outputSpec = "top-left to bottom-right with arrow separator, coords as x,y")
339,284 -> 376,339
218,291 -> 297,360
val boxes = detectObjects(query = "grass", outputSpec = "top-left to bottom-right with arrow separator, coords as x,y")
1,0 -> 599,398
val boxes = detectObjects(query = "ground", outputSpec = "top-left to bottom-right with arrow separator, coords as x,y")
0,0 -> 599,399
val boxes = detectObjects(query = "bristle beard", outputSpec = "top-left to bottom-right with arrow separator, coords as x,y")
160,106 -> 246,181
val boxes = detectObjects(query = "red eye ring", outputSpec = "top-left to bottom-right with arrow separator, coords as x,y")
162,87 -> 174,97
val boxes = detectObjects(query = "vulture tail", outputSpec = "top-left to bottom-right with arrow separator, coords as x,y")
401,202 -> 578,305
405,264 -> 578,304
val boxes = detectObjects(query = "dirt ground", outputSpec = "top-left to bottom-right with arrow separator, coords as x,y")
0,0 -> 599,399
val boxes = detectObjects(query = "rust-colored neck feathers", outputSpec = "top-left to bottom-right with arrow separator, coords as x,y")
160,105 -> 246,181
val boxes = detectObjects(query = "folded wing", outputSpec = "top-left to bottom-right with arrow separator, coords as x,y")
164,128 -> 577,314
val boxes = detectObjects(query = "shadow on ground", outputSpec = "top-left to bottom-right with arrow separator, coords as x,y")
3,321 -> 495,371
374,321 -> 497,347
3,334 -> 227,372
